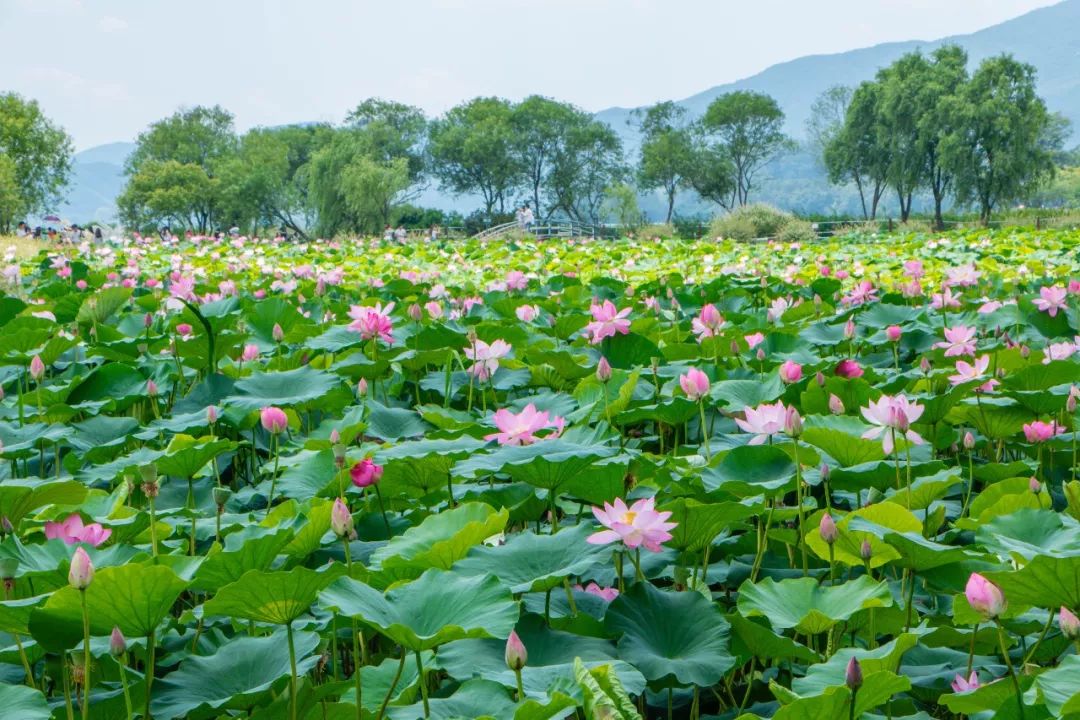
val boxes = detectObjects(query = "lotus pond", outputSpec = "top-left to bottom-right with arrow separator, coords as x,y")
0,228 -> 1079,719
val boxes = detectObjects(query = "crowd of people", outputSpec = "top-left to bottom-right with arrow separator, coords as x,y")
14,220 -> 104,243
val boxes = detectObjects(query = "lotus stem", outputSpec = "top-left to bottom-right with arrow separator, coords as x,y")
996,620 -> 1024,719
698,400 -> 711,460
343,538 -> 363,720
415,651 -> 430,718
144,631 -> 156,720
286,622 -> 299,720
80,590 -> 90,720
116,655 -> 133,720
514,667 -> 524,703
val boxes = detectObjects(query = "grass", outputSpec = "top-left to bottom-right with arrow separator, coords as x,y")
0,234 -> 49,260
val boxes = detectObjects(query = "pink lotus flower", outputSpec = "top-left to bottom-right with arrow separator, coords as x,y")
505,271 -> 527,291
1060,606 -> 1080,640
1043,342 -> 1076,364
44,514 -> 112,547
347,302 -> 395,344
767,297 -> 791,322
903,260 -> 924,279
744,332 -> 765,350
241,344 -> 260,362
934,326 -> 977,357
350,458 -> 383,488
691,304 -> 725,341
778,360 -> 802,384
584,300 -> 631,344
951,671 -> 980,693
169,275 -> 196,302
835,359 -> 863,379
260,406 -> 288,434
515,304 -> 539,322
842,280 -> 878,306
679,368 -> 710,401
965,572 -> 1006,619
69,546 -> 94,589
424,301 -> 443,319
575,582 -> 619,601
586,497 -> 676,552
931,287 -> 962,310
464,339 -> 511,381
860,395 -> 925,454
1023,420 -> 1063,443
735,401 -> 789,445
949,355 -> 998,392
485,404 -> 564,446
176,323 -> 193,338
1034,285 -> 1068,317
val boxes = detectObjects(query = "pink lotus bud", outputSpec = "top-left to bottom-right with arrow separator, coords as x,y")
408,303 -> 422,321
920,357 -> 931,373
1069,393 -> 1078,413
835,359 -> 863,379
110,626 -> 126,657
260,406 -> 288,434
819,514 -> 838,544
699,303 -> 722,327
778,360 -> 802,384
176,323 -> 193,337
845,657 -> 862,691
330,498 -> 353,538
784,406 -> 803,436
69,547 -> 94,589
755,348 -> 766,362
828,393 -> 844,415
207,405 -> 218,424
860,539 -> 873,561
1020,345 -> 1031,359
596,357 -> 612,383
816,371 -> 826,387
886,325 -> 902,342
679,368 -> 711,401
844,318 -> 856,340
813,294 -> 823,308
1030,477 -> 1042,494
505,630 -> 528,671
820,464 -> 830,481
144,312 -> 154,328
951,671 -> 980,693
730,340 -> 740,355
1060,607 -> 1080,640
963,431 -> 975,450
29,355 -> 45,381
965,572 -> 1006,619
272,323 -> 285,342
350,459 -> 383,488
357,378 -> 368,397
330,429 -> 341,444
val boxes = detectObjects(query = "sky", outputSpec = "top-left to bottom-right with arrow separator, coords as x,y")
1,0 -> 1063,151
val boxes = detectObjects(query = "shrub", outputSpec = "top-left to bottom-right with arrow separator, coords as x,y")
710,203 -> 793,240
776,219 -> 818,244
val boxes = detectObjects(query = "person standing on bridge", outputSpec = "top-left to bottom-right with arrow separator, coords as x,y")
522,204 -> 535,233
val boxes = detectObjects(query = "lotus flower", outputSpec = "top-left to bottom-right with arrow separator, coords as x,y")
931,287 -> 963,310
965,572 -> 1006,619
934,326 -> 977,357
44,514 -> 112,547
835,359 -> 863,379
241,344 -> 260,362
69,547 -> 94,589
1034,285 -> 1068,317
951,671 -> 980,693
1023,420 -> 1063,443
485,404 -> 564,446
1043,341 -> 1076,364
586,497 -> 676,552
735,401 -> 789,445
575,582 -> 619,601
260,406 -> 288,434
464,339 -> 511,381
948,355 -> 998,392
515,304 -> 539,322
860,395 -> 925,454
350,458 -> 383,488
584,300 -> 631,344
1060,607 -> 1080,640
744,332 -> 765,350
347,302 -> 395,344
679,367 -> 710,400
691,303 -> 725,340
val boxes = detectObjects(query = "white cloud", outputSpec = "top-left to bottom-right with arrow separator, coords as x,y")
97,15 -> 128,33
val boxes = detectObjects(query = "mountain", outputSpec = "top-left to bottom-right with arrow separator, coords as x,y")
60,1 -> 1080,223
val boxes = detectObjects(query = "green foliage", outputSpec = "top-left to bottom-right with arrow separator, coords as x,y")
633,101 -> 695,223
0,92 -> 73,225
709,202 -> 794,240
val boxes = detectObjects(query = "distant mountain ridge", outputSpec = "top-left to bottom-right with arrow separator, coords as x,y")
61,1 -> 1080,223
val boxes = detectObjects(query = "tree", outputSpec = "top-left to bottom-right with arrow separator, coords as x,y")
511,96 -> 585,218
545,119 -> 625,225
121,105 -> 237,232
700,91 -> 792,206
633,101 -> 695,223
340,156 -> 411,233
428,97 -> 521,219
913,46 -> 969,229
943,55 -> 1056,223
824,82 -> 890,219
0,154 -> 23,233
601,183 -> 642,231
805,85 -> 853,166
0,93 -> 73,224
684,141 -> 737,211
345,99 -> 427,182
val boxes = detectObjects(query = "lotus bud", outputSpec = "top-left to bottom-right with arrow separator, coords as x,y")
350,459 -> 383,488
845,657 -> 862,691
963,431 -> 975,450
813,294 -> 822,309
784,406 -> 803,437
1069,393 -> 1078,414
408,303 -> 422,321
146,379 -> 159,397
144,312 -> 153,329
829,393 -> 844,415
260,406 -> 288,434
29,355 -> 45,381
820,464 -> 830,481
466,327 -> 478,344
844,319 -> 856,340
965,572 -> 1006,619
778,360 -> 802,384
816,371 -> 826,387
755,348 -> 766,362
860,539 -> 873,561
1030,477 -> 1042,494
333,443 -> 348,469
919,357 -> 931,373
505,630 -> 528,671
207,405 -> 218,424
270,323 -> 284,343
69,547 -> 94,589
330,498 -> 353,538
329,429 -> 341,444
730,340 -> 740,355
0,386 -> 4,401
1020,345 -> 1030,359
1060,607 -> 1080,640
819,514 -> 838,545
357,378 -> 368,397
886,325 -> 902,342
0,517 -> 11,535
596,357 -> 612,383
110,626 -> 126,657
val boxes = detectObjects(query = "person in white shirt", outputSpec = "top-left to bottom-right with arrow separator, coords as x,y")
522,205 -> 535,232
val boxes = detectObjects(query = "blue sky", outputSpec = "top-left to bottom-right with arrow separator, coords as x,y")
1,0 -> 1061,150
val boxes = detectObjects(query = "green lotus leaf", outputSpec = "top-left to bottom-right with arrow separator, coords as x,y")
737,575 -> 892,635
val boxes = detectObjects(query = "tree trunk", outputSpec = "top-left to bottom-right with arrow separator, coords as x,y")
665,190 -> 675,224
853,174 -> 868,220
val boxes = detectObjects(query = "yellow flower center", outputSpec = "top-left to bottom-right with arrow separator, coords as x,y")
620,511 -> 637,524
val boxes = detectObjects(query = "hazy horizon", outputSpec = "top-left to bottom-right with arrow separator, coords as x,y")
2,0 -> 1063,151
